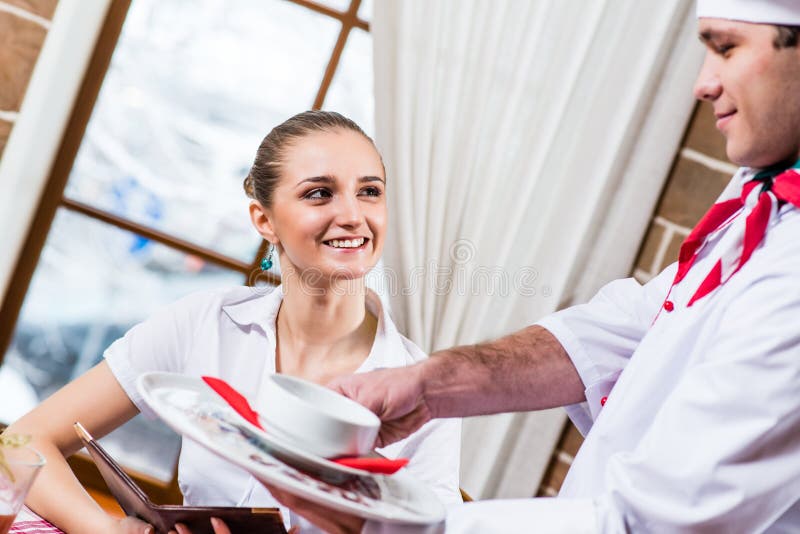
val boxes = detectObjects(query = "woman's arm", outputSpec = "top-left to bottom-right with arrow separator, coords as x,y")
4,361 -> 147,534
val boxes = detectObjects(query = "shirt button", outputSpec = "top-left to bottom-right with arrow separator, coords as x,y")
600,396 -> 608,407
664,300 -> 675,312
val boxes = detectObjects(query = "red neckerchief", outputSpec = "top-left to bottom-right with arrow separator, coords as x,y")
657,163 -> 800,317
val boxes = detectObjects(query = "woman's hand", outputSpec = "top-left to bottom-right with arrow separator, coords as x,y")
168,517 -> 232,534
113,516 -> 154,533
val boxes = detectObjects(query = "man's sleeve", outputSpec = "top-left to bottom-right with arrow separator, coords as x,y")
590,271 -> 800,532
365,270 -> 800,532
362,498 -> 596,534
536,265 -> 675,434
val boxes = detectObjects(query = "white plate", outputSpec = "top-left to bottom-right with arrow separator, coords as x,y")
136,372 -> 446,525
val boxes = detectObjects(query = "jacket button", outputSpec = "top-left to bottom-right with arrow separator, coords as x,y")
600,396 -> 608,407
664,300 -> 675,312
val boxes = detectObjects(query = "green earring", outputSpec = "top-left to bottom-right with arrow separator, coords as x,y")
260,243 -> 274,271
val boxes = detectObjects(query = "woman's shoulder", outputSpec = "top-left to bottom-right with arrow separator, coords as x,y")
154,285 -> 279,324
367,292 -> 431,367
160,285 -> 243,313
397,334 -> 429,364
379,318 -> 430,366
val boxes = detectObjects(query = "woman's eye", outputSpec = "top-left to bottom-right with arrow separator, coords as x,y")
360,186 -> 382,197
304,188 -> 332,200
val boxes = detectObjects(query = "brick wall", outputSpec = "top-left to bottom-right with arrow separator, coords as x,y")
537,100 -> 736,496
0,0 -> 59,158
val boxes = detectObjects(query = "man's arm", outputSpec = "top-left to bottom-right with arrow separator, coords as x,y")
425,325 -> 585,417
332,325 -> 584,447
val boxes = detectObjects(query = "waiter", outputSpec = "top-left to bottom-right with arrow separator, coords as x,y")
265,1 -> 800,532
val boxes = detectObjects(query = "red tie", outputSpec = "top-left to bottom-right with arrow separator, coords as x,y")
665,165 -> 800,308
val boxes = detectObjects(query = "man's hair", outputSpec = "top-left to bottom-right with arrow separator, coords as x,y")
774,25 -> 800,48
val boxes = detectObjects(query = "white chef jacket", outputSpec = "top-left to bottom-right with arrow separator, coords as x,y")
104,285 -> 462,532
365,170 -> 800,533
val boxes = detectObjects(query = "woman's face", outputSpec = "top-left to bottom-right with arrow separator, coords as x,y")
253,128 -> 387,282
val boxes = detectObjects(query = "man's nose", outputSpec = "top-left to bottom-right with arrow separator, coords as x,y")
693,54 -> 722,101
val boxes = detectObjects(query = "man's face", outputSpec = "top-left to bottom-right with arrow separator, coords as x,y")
694,18 -> 800,168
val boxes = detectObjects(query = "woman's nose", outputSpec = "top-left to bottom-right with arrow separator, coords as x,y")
334,195 -> 363,227
693,54 -> 722,102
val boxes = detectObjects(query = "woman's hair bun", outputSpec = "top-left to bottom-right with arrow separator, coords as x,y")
243,173 -> 256,199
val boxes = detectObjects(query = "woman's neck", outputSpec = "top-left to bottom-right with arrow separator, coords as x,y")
275,272 -> 377,381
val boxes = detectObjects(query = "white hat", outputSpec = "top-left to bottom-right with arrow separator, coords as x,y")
697,0 -> 800,25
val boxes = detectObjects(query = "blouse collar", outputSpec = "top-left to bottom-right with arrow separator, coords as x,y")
221,285 -> 397,370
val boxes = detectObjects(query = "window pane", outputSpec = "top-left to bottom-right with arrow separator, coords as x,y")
324,28 -> 374,137
1,208 -> 243,480
358,0 -> 373,20
65,0 -> 341,262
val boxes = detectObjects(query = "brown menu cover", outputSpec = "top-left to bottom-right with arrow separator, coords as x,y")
73,422 -> 287,534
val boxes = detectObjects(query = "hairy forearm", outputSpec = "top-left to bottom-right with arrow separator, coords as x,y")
422,325 -> 585,418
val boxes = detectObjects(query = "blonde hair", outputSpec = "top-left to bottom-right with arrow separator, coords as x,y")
243,110 -> 378,206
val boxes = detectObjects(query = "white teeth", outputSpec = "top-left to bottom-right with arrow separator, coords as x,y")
327,238 -> 365,248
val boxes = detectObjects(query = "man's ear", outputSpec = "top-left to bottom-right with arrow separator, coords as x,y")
249,201 -> 278,244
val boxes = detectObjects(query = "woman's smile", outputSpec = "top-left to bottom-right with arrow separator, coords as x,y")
323,236 -> 370,251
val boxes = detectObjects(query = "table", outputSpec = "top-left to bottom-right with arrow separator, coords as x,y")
8,507 -> 64,534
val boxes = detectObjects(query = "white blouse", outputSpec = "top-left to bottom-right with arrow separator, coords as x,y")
104,285 -> 462,532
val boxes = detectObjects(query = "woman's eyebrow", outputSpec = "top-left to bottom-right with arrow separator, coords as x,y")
296,176 -> 335,188
295,175 -> 386,188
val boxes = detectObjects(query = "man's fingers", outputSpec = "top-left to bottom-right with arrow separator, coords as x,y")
259,482 -> 364,534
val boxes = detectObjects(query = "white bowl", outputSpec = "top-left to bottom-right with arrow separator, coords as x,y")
258,374 -> 380,458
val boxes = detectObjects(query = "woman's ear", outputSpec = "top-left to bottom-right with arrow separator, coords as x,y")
249,201 -> 278,244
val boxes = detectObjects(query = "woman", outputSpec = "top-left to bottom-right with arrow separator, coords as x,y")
5,111 -> 461,533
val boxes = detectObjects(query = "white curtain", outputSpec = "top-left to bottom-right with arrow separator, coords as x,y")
372,0 -> 703,498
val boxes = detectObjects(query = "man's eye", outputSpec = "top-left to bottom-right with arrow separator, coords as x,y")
360,186 -> 382,197
305,188 -> 332,200
717,43 -> 734,56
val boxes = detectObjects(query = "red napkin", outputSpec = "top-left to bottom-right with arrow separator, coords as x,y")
201,376 -> 408,475
332,457 -> 409,474
203,376 -> 263,429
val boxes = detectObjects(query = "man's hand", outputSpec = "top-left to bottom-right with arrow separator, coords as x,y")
328,364 -> 432,447
331,326 -> 584,438
261,482 -> 365,534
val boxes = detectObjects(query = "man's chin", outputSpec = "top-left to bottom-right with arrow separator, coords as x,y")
729,148 -> 798,169
726,143 -> 765,169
